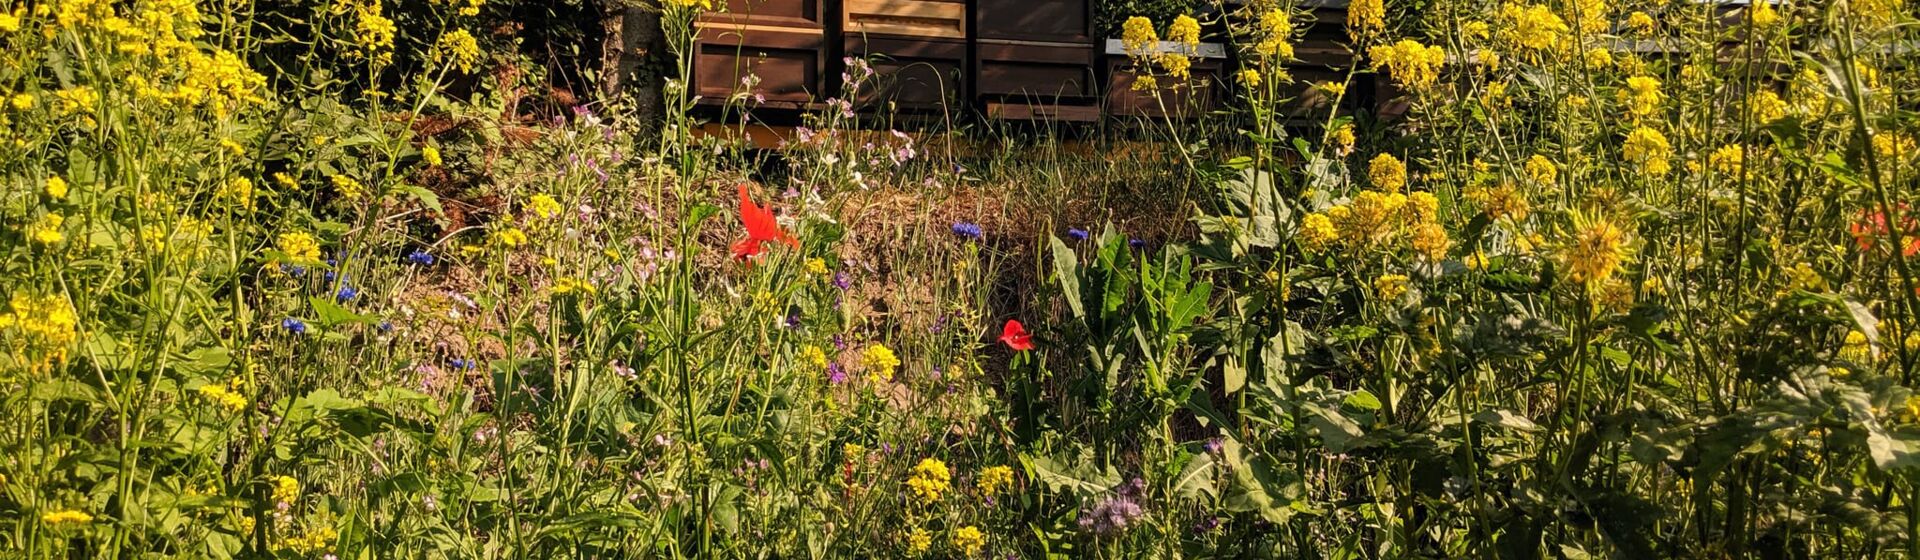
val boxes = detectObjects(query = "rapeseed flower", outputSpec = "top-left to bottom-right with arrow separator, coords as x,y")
1368,153 -> 1407,192
1524,155 -> 1556,186
528,194 -> 563,220
862,343 -> 900,383
490,226 -> 528,248
1621,127 -> 1671,176
906,527 -> 933,554
1298,212 -> 1336,251
1411,222 -> 1450,260
1374,274 -> 1410,301
1168,15 -> 1200,49
1348,0 -> 1385,40
976,465 -> 1014,495
28,213 -> 64,245
1121,17 -> 1157,55
1498,3 -> 1568,53
906,458 -> 950,503
1709,145 -> 1744,175
951,526 -> 986,556
1368,40 -> 1445,90
1621,76 -> 1663,120
436,29 -> 481,72
276,232 -> 323,265
330,175 -> 365,199
1747,89 -> 1787,124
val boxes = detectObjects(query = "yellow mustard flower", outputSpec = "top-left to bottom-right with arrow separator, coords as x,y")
1374,274 -> 1410,301
28,213 -> 64,245
862,343 -> 901,383
976,465 -> 1014,495
1368,153 -> 1407,192
1622,126 -> 1672,176
906,458 -> 950,503
276,232 -> 323,265
951,526 -> 987,556
1558,212 -> 1632,287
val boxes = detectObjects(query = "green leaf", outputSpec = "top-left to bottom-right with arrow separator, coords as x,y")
1050,236 -> 1085,319
1473,409 -> 1542,432
1023,452 -> 1120,497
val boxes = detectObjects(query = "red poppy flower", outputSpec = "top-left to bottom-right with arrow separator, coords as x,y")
1850,204 -> 1920,257
999,319 -> 1034,351
732,185 -> 799,262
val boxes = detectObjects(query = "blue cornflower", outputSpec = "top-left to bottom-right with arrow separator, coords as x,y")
281,318 -> 307,335
1067,228 -> 1089,241
1129,238 -> 1147,249
950,222 -> 983,240
407,250 -> 436,266
336,285 -> 359,302
378,321 -> 393,332
323,270 -> 339,284
279,264 -> 306,277
450,358 -> 476,370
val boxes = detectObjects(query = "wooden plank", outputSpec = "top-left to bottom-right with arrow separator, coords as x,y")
845,0 -> 966,39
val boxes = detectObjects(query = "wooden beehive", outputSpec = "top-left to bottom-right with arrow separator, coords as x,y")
843,0 -> 968,113
974,0 -> 1099,120
1103,40 -> 1229,119
694,0 -> 830,109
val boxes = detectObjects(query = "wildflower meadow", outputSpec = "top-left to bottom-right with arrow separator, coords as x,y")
1,0 -> 1917,557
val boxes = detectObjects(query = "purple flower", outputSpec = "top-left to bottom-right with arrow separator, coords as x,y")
951,222 -> 983,240
1203,437 -> 1223,455
1129,238 -> 1148,249
1193,516 -> 1222,533
451,358 -> 476,370
406,250 -> 436,265
1067,228 -> 1089,241
827,363 -> 847,384
281,318 -> 307,335
832,271 -> 850,290
785,311 -> 803,329
378,321 -> 393,332
1077,493 -> 1145,536
279,264 -> 307,277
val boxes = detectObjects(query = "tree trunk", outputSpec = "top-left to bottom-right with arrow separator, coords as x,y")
600,1 -> 666,133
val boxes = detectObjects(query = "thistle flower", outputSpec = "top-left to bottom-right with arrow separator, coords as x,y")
1557,212 -> 1632,287
1077,482 -> 1146,536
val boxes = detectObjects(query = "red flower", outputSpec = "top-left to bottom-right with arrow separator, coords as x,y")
732,185 -> 799,261
999,319 -> 1034,351
1850,204 -> 1920,257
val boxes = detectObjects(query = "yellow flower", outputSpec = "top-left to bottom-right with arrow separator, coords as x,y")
1498,3 -> 1568,53
1155,52 -> 1193,80
273,172 -> 299,190
1850,0 -> 1901,27
1524,155 -> 1557,186
1467,183 -> 1530,221
1407,191 -> 1440,223
1709,145 -> 1745,175
28,213 -> 64,245
353,5 -> 397,63
950,526 -> 987,556
1374,274 -> 1410,301
1747,89 -> 1788,124
41,510 -> 92,525
1620,76 -> 1663,120
1121,16 -> 1158,55
1840,330 -> 1874,363
1565,0 -> 1610,34
1298,212 -> 1337,251
1873,133 -> 1915,161
197,382 -> 248,412
801,345 -> 829,370
550,276 -> 597,297
8,92 -> 33,110
1168,15 -> 1200,48
53,86 -> 98,115
44,176 -> 68,199
906,458 -> 951,503
1558,212 -> 1632,287
1131,74 -> 1160,92
1368,153 -> 1407,192
218,177 -> 256,209
490,226 -> 528,248
0,11 -> 17,33
1320,81 -> 1348,98
329,175 -> 366,199
276,232 -> 323,265
271,475 -> 300,504
1411,222 -> 1450,260
1621,126 -> 1671,176
1367,40 -> 1446,90
1583,48 -> 1612,68
805,257 -> 829,275
1626,11 -> 1655,34
421,144 -> 443,166
662,0 -> 713,10
976,465 -> 1014,495
528,194 -> 563,220
1348,0 -> 1385,40
1238,69 -> 1262,88
1747,0 -> 1780,27
5,292 -> 79,359
1329,123 -> 1355,155
906,527 -> 933,554
1254,8 -> 1294,59
862,343 -> 901,383
435,29 -> 482,73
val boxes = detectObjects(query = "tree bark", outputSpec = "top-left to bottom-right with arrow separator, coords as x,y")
600,1 -> 666,133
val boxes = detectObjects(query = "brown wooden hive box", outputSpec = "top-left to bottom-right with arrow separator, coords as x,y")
1103,40 -> 1228,119
973,0 -> 1097,120
694,0 -> 829,109
843,0 -> 967,113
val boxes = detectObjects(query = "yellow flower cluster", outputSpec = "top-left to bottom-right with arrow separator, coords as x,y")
1620,76 -> 1662,120
197,380 -> 249,412
282,525 -> 339,555
1252,8 -> 1293,61
330,175 -> 366,199
1298,212 -> 1336,252
1168,15 -> 1200,49
906,527 -> 933,554
272,475 -> 301,504
906,457 -> 950,503
351,2 -> 398,65
1557,212 -> 1632,287
1368,153 -> 1407,192
1368,40 -> 1445,90
976,465 -> 1014,495
1709,145 -> 1744,174
436,29 -> 482,73
550,277 -> 597,297
41,510 -> 92,525
2,293 -> 80,362
801,345 -> 829,370
1746,89 -> 1787,124
1348,0 -> 1385,40
1374,274 -> 1410,301
276,232 -> 323,265
45,176 -> 69,199
1467,182 -> 1530,221
950,525 -> 986,556
862,343 -> 900,383
1121,17 -> 1157,55
1621,126 -> 1672,176
1498,3 -> 1568,53
490,226 -> 528,248
28,213 -> 65,245
1524,155 -> 1557,186
663,0 -> 713,10
528,194 -> 563,220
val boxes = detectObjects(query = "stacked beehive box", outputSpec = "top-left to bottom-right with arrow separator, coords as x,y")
693,0 -> 831,110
